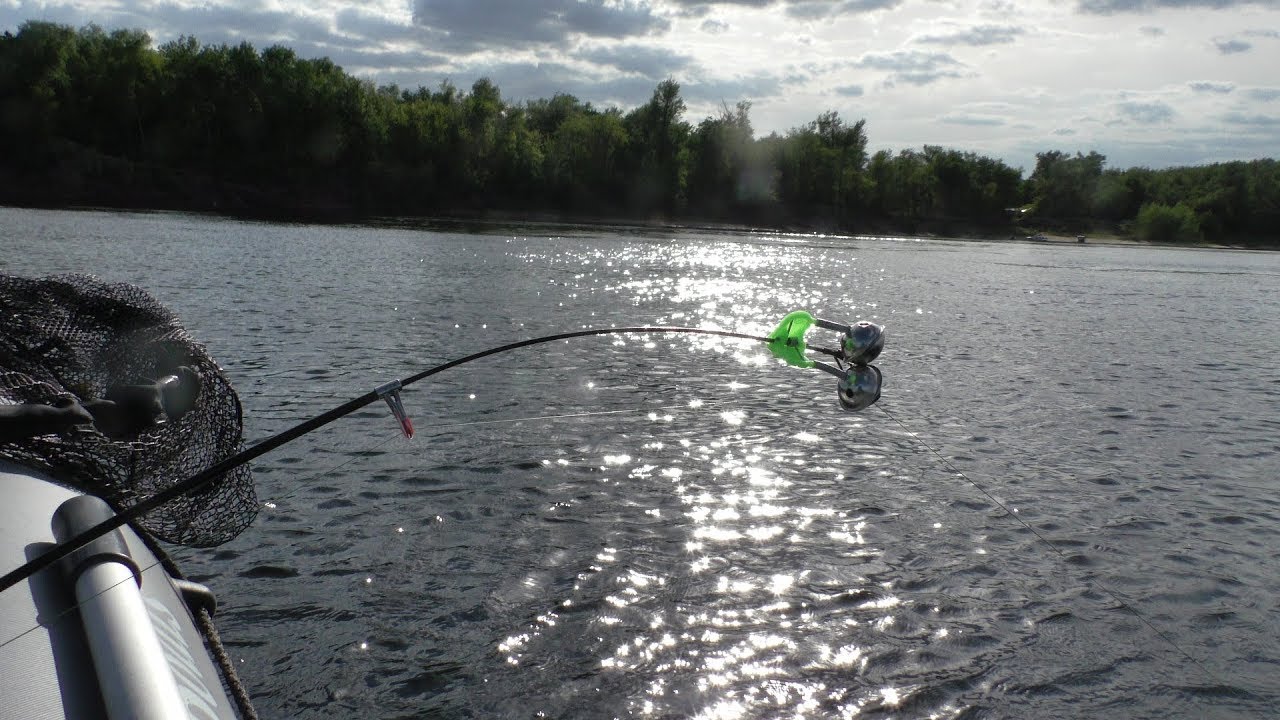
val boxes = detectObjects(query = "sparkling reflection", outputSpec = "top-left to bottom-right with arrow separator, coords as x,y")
25,213 -> 1271,720
485,238 -> 965,718
577,418 -> 923,718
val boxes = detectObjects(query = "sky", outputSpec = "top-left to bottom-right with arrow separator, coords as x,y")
3,0 -> 1279,173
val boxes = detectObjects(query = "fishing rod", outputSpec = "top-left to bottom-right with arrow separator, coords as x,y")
0,403 -> 724,654
0,313 -> 886,594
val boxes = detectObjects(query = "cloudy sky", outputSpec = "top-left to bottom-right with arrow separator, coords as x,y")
3,0 -> 1279,172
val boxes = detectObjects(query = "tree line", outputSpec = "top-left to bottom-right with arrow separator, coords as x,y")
2,22 -> 1278,244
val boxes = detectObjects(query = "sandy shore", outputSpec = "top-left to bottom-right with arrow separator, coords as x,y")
1009,232 -> 1266,251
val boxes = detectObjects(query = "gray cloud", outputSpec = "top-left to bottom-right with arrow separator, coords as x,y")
916,24 -> 1025,46
1221,112 -> 1280,127
940,114 -> 1005,126
786,0 -> 904,19
661,0 -> 770,20
799,59 -> 857,75
666,0 -> 775,6
410,0 -> 668,51
146,3 -> 336,48
1247,88 -> 1280,101
0,0 -> 446,75
857,50 -> 961,72
1,1 -> 91,29
1214,39 -> 1252,54
700,18 -> 730,33
438,54 -> 783,112
668,4 -> 712,18
1189,81 -> 1234,93
682,73 -> 785,103
1053,128 -> 1078,135
772,59 -> 854,87
292,43 -> 449,74
835,84 -> 865,97
1012,130 -> 1280,172
1078,0 -> 1279,14
335,8 -> 435,45
665,0 -> 903,18
437,59 -> 644,105
160,4 -> 340,48
577,43 -> 695,78
856,50 -> 966,86
1138,26 -> 1165,36
1117,101 -> 1176,124
893,70 -> 966,85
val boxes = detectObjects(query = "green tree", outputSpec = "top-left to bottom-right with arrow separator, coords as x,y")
774,111 -> 868,225
687,101 -> 772,217
1134,202 -> 1201,243
547,110 -> 629,211
526,93 -> 589,137
1029,150 -> 1105,222
0,21 -> 80,165
868,149 -> 932,222
623,78 -> 689,215
1092,169 -> 1149,222
7,20 -> 1280,241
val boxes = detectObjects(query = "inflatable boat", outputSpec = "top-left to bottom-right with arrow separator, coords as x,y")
0,273 -> 260,719
0,459 -> 253,720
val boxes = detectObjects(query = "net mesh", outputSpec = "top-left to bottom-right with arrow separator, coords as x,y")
0,273 -> 256,547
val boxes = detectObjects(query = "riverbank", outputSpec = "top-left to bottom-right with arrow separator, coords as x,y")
1006,231 -> 1276,251
5,200 -> 1275,252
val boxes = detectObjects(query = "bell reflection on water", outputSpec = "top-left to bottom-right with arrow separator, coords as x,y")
837,365 -> 882,412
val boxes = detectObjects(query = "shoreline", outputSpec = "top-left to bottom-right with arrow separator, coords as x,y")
4,201 -> 1275,252
1006,231 -> 1268,251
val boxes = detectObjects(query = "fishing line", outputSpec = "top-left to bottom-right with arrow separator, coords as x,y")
5,422 -> 399,649
251,399 -> 770,543
875,403 -> 1232,690
1,312 -> 878,641
421,407 -> 647,431
880,396 -> 1275,501
0,400 -> 739,651
3,326 -> 815,594
247,406 -> 687,526
0,416 -> 502,648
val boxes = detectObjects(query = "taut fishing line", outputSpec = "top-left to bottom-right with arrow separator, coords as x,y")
0,316 -> 880,594
0,403 -> 699,651
0,300 -> 1230,700
0,309 -> 879,702
875,403 -> 1232,690
239,405 -> 694,536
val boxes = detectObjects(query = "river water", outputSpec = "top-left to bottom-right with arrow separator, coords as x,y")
2,207 -> 1279,719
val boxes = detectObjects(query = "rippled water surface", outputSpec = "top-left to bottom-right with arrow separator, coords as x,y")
4,207 -> 1280,719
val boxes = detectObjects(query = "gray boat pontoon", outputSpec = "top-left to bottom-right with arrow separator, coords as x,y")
0,274 -> 259,719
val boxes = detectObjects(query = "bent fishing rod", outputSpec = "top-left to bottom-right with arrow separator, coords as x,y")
0,313 -> 886,594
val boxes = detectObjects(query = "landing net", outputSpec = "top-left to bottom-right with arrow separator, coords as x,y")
0,273 -> 256,546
